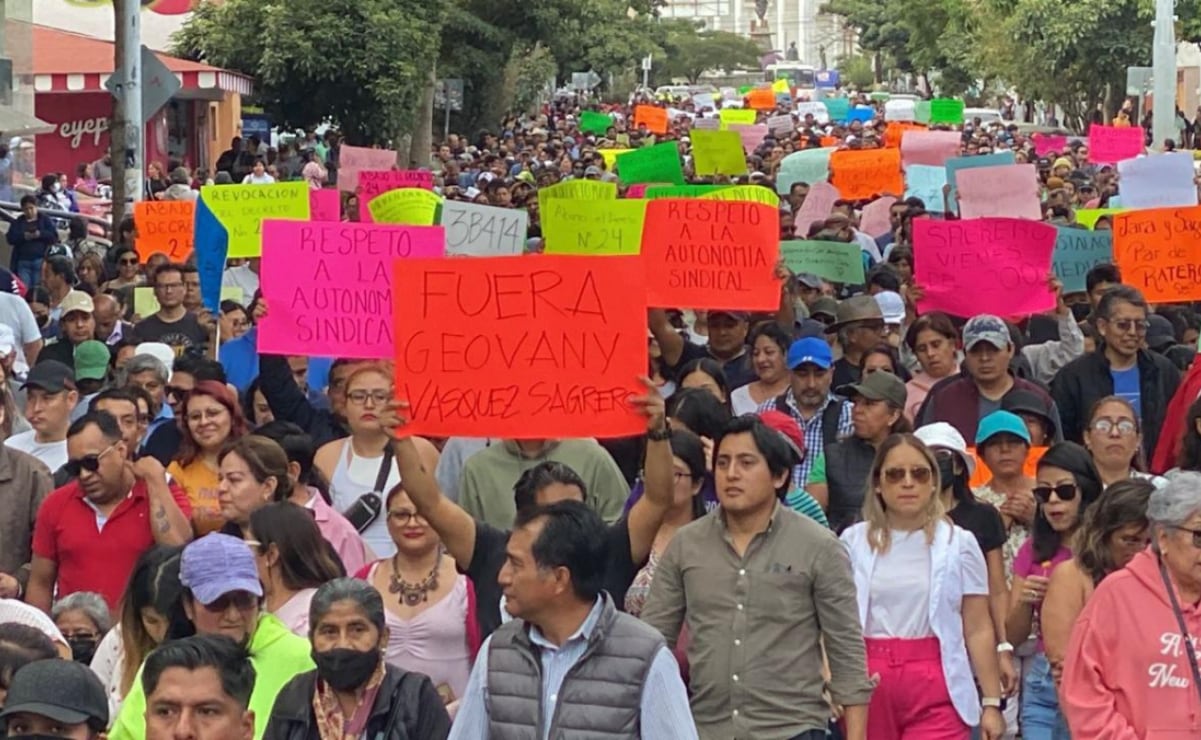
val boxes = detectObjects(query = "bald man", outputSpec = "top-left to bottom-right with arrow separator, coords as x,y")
93,294 -> 134,347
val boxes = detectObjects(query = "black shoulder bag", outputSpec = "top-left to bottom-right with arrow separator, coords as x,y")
342,446 -> 394,533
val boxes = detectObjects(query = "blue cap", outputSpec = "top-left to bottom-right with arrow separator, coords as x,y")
786,337 -> 833,370
975,410 -> 1032,446
180,533 -> 263,606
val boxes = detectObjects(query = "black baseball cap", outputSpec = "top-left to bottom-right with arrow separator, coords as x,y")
20,360 -> 76,393
0,659 -> 108,729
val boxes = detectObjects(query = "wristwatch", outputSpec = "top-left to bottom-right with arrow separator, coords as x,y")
981,697 -> 1003,709
647,420 -> 672,441
996,641 -> 1015,653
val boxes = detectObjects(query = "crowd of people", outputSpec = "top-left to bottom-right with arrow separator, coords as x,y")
0,87 -> 1195,740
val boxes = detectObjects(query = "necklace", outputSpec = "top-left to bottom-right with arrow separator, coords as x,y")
388,551 -> 441,607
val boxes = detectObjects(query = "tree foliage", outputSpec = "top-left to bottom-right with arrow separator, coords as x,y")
654,22 -> 765,84
171,0 -> 443,145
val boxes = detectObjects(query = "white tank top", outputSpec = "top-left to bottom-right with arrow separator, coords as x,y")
328,438 -> 400,557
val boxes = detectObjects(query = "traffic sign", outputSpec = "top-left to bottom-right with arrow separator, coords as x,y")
105,45 -> 182,123
435,79 -> 464,111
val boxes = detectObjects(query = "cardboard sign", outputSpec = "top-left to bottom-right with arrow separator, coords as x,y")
779,240 -> 865,285
542,199 -> 648,255
719,109 -> 756,129
358,169 -> 433,222
1116,152 -> 1198,209
956,164 -> 1042,221
539,179 -> 618,201
368,189 -> 440,225
699,185 -> 779,207
337,145 -> 397,193
693,93 -> 715,111
776,148 -> 835,195
904,164 -> 948,213
693,117 -> 721,130
634,105 -> 669,134
900,130 -> 961,169
794,181 -> 840,235
945,152 -> 1017,215
729,123 -> 770,154
392,255 -> 648,439
1032,133 -> 1067,156
829,148 -> 904,200
859,196 -> 897,238
929,98 -> 965,124
640,199 -> 779,310
884,99 -> 917,122
200,182 -> 311,258
767,114 -> 794,136
884,122 -> 925,149
133,200 -> 194,262
796,101 -> 830,123
690,130 -> 748,176
748,89 -> 776,110
846,107 -> 874,124
644,184 -> 730,199
579,110 -> 613,135
1053,227 -> 1113,293
616,142 -> 685,185
1088,124 -> 1144,163
258,220 -> 445,358
309,189 -> 342,221
822,98 -> 851,121
1113,206 -> 1201,302
439,201 -> 528,256
914,218 -> 1057,317
1076,208 -> 1126,229
597,149 -> 632,171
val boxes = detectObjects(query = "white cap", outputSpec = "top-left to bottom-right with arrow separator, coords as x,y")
914,422 -> 976,478
135,342 -> 175,380
873,290 -> 906,325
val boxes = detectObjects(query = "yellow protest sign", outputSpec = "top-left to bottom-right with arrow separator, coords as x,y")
541,199 -> 648,255
598,149 -> 633,171
135,286 -> 242,320
772,78 -> 790,94
1076,208 -> 1126,229
719,109 -> 757,129
368,188 -> 441,225
690,130 -> 748,176
700,185 -> 780,207
200,182 -> 310,258
538,179 -> 618,201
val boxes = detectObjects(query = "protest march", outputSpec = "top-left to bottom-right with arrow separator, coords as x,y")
7,69 -> 1201,740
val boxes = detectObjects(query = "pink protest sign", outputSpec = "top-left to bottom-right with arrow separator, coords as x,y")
257,219 -> 446,358
337,144 -> 398,193
859,196 -> 897,238
358,170 -> 434,222
956,164 -> 1042,221
309,189 -> 341,221
1088,125 -> 1144,164
1032,133 -> 1067,156
794,181 -> 839,236
625,183 -> 667,198
914,217 -> 1056,318
900,130 -> 961,169
729,123 -> 770,154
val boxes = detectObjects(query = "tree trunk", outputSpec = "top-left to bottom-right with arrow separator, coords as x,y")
408,65 -> 436,168
110,0 -> 130,231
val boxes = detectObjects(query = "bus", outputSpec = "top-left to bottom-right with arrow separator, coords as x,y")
765,63 -> 818,100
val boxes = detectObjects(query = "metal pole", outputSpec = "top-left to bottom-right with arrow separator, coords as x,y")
1152,0 -> 1176,149
443,81 -> 450,142
118,0 -> 142,202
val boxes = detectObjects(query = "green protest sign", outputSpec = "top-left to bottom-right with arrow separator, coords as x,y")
579,110 -> 613,136
616,141 -> 685,185
915,100 -> 932,124
780,240 -> 865,285
929,98 -> 964,124
643,184 -> 730,199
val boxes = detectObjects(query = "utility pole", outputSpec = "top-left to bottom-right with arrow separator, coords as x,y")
110,0 -> 142,230
1151,0 -> 1177,150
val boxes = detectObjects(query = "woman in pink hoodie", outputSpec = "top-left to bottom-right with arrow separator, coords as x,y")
1061,470 -> 1201,737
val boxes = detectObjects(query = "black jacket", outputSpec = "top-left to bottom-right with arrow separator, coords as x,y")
263,665 -> 451,740
259,354 -> 347,449
1050,346 -> 1181,461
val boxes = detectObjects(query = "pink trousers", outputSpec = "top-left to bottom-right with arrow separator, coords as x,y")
865,636 -> 970,740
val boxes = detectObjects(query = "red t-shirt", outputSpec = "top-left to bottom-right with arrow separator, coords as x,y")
32,478 -> 192,610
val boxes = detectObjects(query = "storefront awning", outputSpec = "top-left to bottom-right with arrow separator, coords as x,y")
31,24 -> 253,97
0,106 -> 55,137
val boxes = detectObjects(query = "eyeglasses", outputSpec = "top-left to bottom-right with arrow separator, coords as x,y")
387,510 -> 427,526
882,466 -> 932,484
1033,483 -> 1078,503
186,408 -> 227,424
347,389 -> 391,406
61,630 -> 98,641
156,282 -> 184,292
672,472 -> 693,483
63,444 -> 117,478
119,258 -> 138,266
1169,525 -> 1201,549
1090,417 -> 1137,436
200,591 -> 259,613
166,386 -> 191,399
1107,318 -> 1150,335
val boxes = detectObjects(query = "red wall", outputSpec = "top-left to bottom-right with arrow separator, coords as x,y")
34,92 -> 175,180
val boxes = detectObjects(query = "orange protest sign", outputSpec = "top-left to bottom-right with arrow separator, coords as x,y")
640,199 -> 780,311
967,446 -> 1047,489
748,89 -> 776,110
634,105 -> 669,135
133,200 -> 195,263
392,255 -> 648,439
884,122 -> 926,148
820,136 -> 838,148
1114,206 -> 1201,303
830,148 -> 904,201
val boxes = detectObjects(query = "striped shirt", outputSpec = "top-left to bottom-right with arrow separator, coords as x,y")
758,390 -> 854,489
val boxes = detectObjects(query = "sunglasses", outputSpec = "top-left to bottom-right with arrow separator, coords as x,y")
119,258 -> 138,266
1033,483 -> 1078,503
882,466 -> 932,484
63,443 -> 117,478
200,591 -> 259,613
166,386 -> 191,399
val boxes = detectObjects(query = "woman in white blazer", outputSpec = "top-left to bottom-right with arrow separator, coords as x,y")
841,433 -> 1005,740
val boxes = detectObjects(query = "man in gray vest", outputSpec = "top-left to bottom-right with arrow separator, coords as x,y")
448,500 -> 698,740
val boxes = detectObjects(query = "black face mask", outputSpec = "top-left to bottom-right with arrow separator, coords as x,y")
68,636 -> 97,665
937,456 -> 956,491
312,647 -> 379,692
1070,302 -> 1092,322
